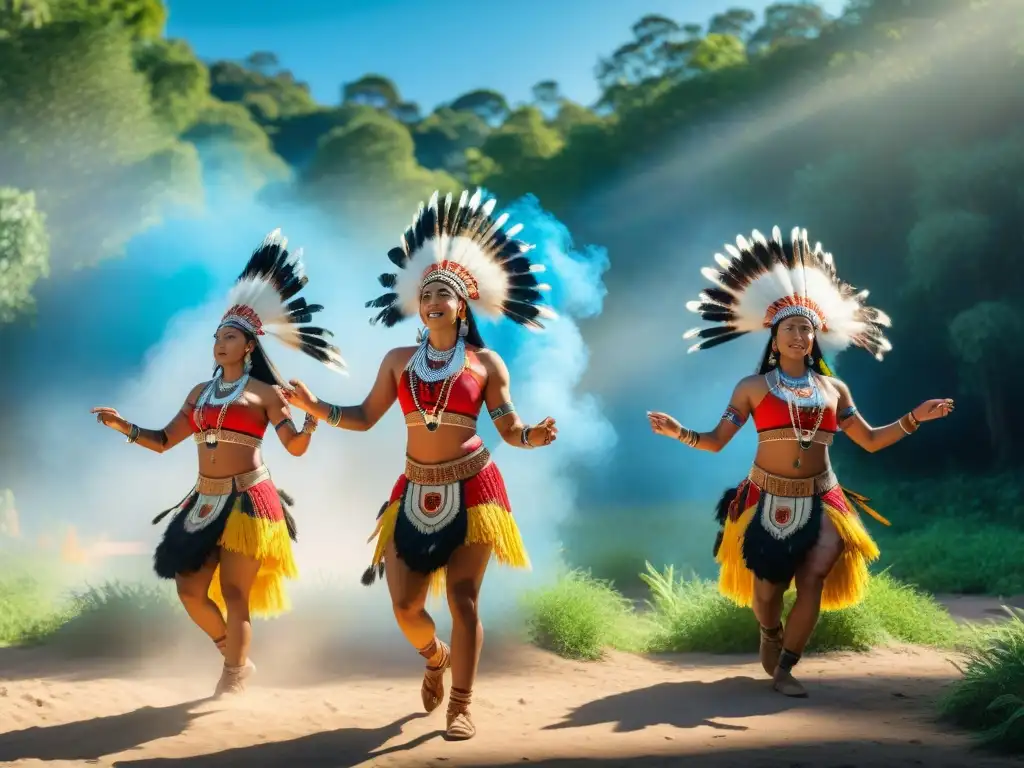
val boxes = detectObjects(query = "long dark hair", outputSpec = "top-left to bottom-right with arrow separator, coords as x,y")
756,323 -> 835,377
458,304 -> 487,349
213,326 -> 285,386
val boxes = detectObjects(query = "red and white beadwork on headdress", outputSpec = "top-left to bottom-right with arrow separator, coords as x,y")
682,226 -> 893,361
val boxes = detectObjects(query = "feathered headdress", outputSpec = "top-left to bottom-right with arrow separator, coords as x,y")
683,226 -> 892,361
219,229 -> 345,371
366,189 -> 557,330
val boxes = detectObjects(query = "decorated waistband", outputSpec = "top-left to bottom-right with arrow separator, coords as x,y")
405,445 -> 491,486
756,427 -> 834,446
196,465 -> 271,496
747,465 -> 838,498
404,412 -> 477,430
193,429 -> 263,449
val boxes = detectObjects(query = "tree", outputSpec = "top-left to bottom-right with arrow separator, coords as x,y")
341,73 -> 401,110
0,187 -> 50,324
449,89 -> 510,126
0,0 -> 51,36
392,101 -> 422,124
595,13 -> 709,92
748,2 -> 831,53
413,106 -> 490,175
532,80 -> 565,109
689,33 -> 748,72
300,110 -> 459,223
183,99 -> 291,192
245,50 -> 279,74
209,59 -> 318,123
708,7 -> 757,38
0,20 -> 200,269
51,0 -> 167,41
134,37 -> 210,135
949,301 -> 1023,466
479,107 -> 564,172
550,101 -> 603,138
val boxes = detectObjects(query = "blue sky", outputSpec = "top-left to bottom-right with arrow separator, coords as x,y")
166,0 -> 847,112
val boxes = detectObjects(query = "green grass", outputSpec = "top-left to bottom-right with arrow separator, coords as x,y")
876,520 -> 1024,596
521,564 -> 961,660
0,572 -> 75,646
520,568 -> 647,660
940,607 -> 1024,753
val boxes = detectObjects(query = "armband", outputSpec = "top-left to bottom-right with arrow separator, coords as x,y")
721,406 -> 746,428
839,405 -> 858,422
489,402 -> 515,421
327,404 -> 342,428
126,424 -> 140,444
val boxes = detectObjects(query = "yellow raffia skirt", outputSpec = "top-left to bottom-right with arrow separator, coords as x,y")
362,441 -> 529,597
153,465 -> 299,619
715,466 -> 889,611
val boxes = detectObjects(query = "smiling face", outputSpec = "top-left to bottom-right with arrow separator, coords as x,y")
213,324 -> 254,366
419,280 -> 463,331
773,315 -> 816,363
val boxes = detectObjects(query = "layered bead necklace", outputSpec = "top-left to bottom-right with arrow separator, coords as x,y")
769,368 -> 826,469
193,370 -> 250,460
406,335 -> 465,432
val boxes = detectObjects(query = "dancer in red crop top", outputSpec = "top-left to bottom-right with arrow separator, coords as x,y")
91,230 -> 343,696
285,189 -> 558,740
647,227 -> 954,698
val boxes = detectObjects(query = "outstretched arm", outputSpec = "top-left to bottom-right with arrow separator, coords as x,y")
834,379 -> 954,453
264,384 -> 316,457
647,378 -> 753,454
284,349 -> 401,432
480,350 -> 557,448
91,382 -> 205,454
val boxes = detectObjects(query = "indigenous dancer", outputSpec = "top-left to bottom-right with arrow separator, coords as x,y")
283,189 -> 558,740
646,226 -> 954,698
91,230 -> 344,696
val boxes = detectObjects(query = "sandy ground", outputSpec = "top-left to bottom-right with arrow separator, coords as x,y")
0,596 -> 1020,768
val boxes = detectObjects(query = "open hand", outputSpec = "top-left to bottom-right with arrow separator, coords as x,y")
91,406 -> 128,434
530,417 -> 558,447
647,411 -> 682,439
912,398 -> 955,422
282,379 -> 318,413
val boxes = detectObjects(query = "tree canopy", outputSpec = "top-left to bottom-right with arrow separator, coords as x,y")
1,0 -> 1022,474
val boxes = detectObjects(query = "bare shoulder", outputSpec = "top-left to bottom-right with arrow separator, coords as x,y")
736,373 -> 767,395
247,379 -> 283,404
186,380 -> 210,403
385,346 -> 417,368
820,375 -> 850,398
472,347 -> 507,374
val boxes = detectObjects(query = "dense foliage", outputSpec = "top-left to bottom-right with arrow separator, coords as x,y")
1,0 -> 1020,476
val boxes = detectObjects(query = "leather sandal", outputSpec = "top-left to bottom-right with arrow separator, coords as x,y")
445,687 -> 476,740
421,640 -> 451,713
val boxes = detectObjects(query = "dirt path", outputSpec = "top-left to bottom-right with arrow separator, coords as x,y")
0,640 -> 1018,768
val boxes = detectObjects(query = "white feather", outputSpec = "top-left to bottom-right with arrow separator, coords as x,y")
714,253 -> 731,269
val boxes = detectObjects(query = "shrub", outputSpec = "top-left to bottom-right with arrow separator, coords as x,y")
940,607 -> 1024,753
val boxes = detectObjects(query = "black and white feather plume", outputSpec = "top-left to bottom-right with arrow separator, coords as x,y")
220,229 -> 345,371
366,189 -> 557,330
682,226 -> 892,361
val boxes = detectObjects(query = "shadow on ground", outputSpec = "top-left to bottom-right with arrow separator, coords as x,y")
0,698 -> 211,763
112,713 -> 436,768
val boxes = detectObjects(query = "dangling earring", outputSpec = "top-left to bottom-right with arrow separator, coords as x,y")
457,314 -> 468,339
416,326 -> 428,344
768,348 -> 777,366
244,350 -> 252,372
805,353 -> 814,368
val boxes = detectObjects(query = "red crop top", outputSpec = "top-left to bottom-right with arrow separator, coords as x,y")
752,392 -> 838,433
398,354 -> 486,419
190,403 -> 268,438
